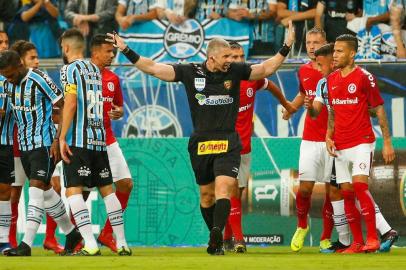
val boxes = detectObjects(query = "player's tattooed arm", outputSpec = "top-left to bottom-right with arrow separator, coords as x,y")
326,109 -> 337,157
375,105 -> 395,164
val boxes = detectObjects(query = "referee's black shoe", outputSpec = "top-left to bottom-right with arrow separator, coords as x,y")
207,227 -> 224,255
4,241 -> 31,256
62,229 -> 83,255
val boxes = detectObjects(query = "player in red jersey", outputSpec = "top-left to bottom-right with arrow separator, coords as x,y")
282,28 -> 337,252
223,42 -> 296,253
90,35 -> 133,253
326,34 -> 395,253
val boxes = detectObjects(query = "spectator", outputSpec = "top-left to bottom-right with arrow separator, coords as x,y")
115,0 -> 159,31
314,0 -> 362,42
0,0 -> 19,30
390,0 -> 406,58
65,0 -> 118,55
194,0 -> 229,21
19,0 -> 61,58
227,0 -> 278,55
156,0 -> 197,25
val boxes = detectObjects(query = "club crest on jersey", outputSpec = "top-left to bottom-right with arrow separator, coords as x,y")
246,88 -> 253,97
107,82 -> 115,92
348,83 -> 357,94
194,78 -> 205,92
224,80 -> 232,90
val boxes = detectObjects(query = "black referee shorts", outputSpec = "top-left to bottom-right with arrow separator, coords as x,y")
20,146 -> 56,184
188,132 -> 241,186
0,145 -> 14,184
63,147 -> 113,188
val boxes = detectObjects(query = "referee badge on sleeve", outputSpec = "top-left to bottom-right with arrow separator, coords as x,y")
64,84 -> 77,95
194,78 -> 205,92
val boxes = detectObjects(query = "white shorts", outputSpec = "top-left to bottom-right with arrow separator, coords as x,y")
298,140 -> 334,183
335,143 -> 374,184
107,141 -> 132,182
237,153 -> 251,188
12,157 -> 27,187
52,161 -> 63,178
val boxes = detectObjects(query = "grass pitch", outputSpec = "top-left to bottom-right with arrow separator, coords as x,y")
1,246 -> 406,270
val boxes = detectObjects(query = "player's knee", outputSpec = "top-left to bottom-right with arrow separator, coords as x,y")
0,184 -> 11,200
29,179 -> 46,190
200,191 -> 215,207
329,186 -> 342,201
298,187 -> 312,198
116,178 -> 133,193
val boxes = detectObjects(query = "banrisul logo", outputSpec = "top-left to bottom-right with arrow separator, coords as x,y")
164,20 -> 204,59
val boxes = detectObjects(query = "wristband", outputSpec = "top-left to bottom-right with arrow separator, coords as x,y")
278,43 -> 291,57
122,46 -> 140,64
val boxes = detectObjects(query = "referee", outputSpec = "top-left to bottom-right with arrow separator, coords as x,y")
107,21 -> 295,255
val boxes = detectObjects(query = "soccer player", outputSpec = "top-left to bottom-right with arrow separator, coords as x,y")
282,28 -> 335,252
89,34 -> 133,253
59,29 -> 131,256
107,21 -> 295,255
325,34 -> 395,253
223,41 -> 296,253
9,40 -> 64,254
0,30 -> 13,254
0,50 -> 81,256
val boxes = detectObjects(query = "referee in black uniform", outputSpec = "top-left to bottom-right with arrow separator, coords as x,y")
107,22 -> 295,255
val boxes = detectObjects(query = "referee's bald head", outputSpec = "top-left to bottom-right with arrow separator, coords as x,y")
206,38 -> 230,58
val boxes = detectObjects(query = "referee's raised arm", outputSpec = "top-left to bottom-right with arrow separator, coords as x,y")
106,33 -> 176,82
249,20 -> 295,81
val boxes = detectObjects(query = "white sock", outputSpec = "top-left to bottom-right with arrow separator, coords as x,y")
67,194 -> 98,249
22,187 -> 45,247
104,193 -> 127,249
331,200 -> 351,246
44,188 -> 74,234
375,203 -> 391,236
0,200 -> 11,243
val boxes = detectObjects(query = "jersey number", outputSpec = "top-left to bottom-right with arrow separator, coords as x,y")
87,91 -> 103,119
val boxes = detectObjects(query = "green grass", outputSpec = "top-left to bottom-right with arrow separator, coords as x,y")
1,247 -> 406,270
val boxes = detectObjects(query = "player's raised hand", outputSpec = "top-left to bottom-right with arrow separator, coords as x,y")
60,138 -> 73,164
106,32 -> 127,51
382,141 -> 395,164
326,137 -> 337,157
285,20 -> 295,47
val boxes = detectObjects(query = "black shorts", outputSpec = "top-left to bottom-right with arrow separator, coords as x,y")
63,147 -> 113,188
188,132 -> 241,186
330,159 -> 339,188
0,145 -> 14,184
20,146 -> 56,184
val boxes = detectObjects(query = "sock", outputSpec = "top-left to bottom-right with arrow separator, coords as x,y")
200,204 -> 215,231
374,203 -> 391,236
69,209 -> 77,227
67,194 -> 98,249
331,200 -> 351,246
296,191 -> 311,229
223,221 -> 233,240
22,187 -> 45,247
103,193 -> 127,249
45,214 -> 57,240
9,202 -> 18,247
44,188 -> 74,235
213,198 -> 231,231
228,197 -> 244,241
342,189 -> 364,244
0,200 -> 11,243
102,190 -> 130,235
320,194 -> 334,241
353,182 -> 378,241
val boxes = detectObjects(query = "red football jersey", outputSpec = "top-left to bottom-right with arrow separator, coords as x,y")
102,68 -> 124,146
236,79 -> 268,154
298,62 -> 328,142
327,66 -> 384,150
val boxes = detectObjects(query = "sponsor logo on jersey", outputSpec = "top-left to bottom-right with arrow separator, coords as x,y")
194,78 -> 205,91
197,140 -> 229,155
103,97 -> 114,103
195,93 -> 234,106
87,138 -> 106,146
37,170 -> 46,177
164,19 -> 204,59
224,80 -> 232,90
348,83 -> 357,94
12,104 -> 38,112
107,82 -> 115,92
331,97 -> 358,105
246,87 -> 253,97
78,166 -> 91,177
239,102 -> 253,112
359,162 -> 367,171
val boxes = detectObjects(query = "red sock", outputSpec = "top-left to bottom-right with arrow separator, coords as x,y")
45,214 -> 57,240
228,197 -> 244,241
223,221 -> 233,240
296,192 -> 311,228
342,190 -> 364,244
353,182 -> 378,241
9,202 -> 18,248
320,194 -> 334,240
102,190 -> 131,235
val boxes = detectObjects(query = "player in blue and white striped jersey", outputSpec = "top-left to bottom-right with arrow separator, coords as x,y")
0,50 -> 80,256
59,29 -> 130,256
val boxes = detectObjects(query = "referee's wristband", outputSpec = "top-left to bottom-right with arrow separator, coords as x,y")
278,43 -> 291,57
122,46 -> 140,64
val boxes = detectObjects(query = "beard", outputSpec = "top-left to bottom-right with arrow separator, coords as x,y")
62,53 -> 69,65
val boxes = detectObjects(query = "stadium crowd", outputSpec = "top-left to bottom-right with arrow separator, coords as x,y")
0,0 -> 405,59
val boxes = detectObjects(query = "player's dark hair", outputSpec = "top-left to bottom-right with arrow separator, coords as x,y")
229,41 -> 242,50
90,34 -> 111,50
314,43 -> 334,57
60,28 -> 85,48
10,40 -> 37,57
336,34 -> 358,52
306,27 -> 326,40
0,50 -> 22,69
